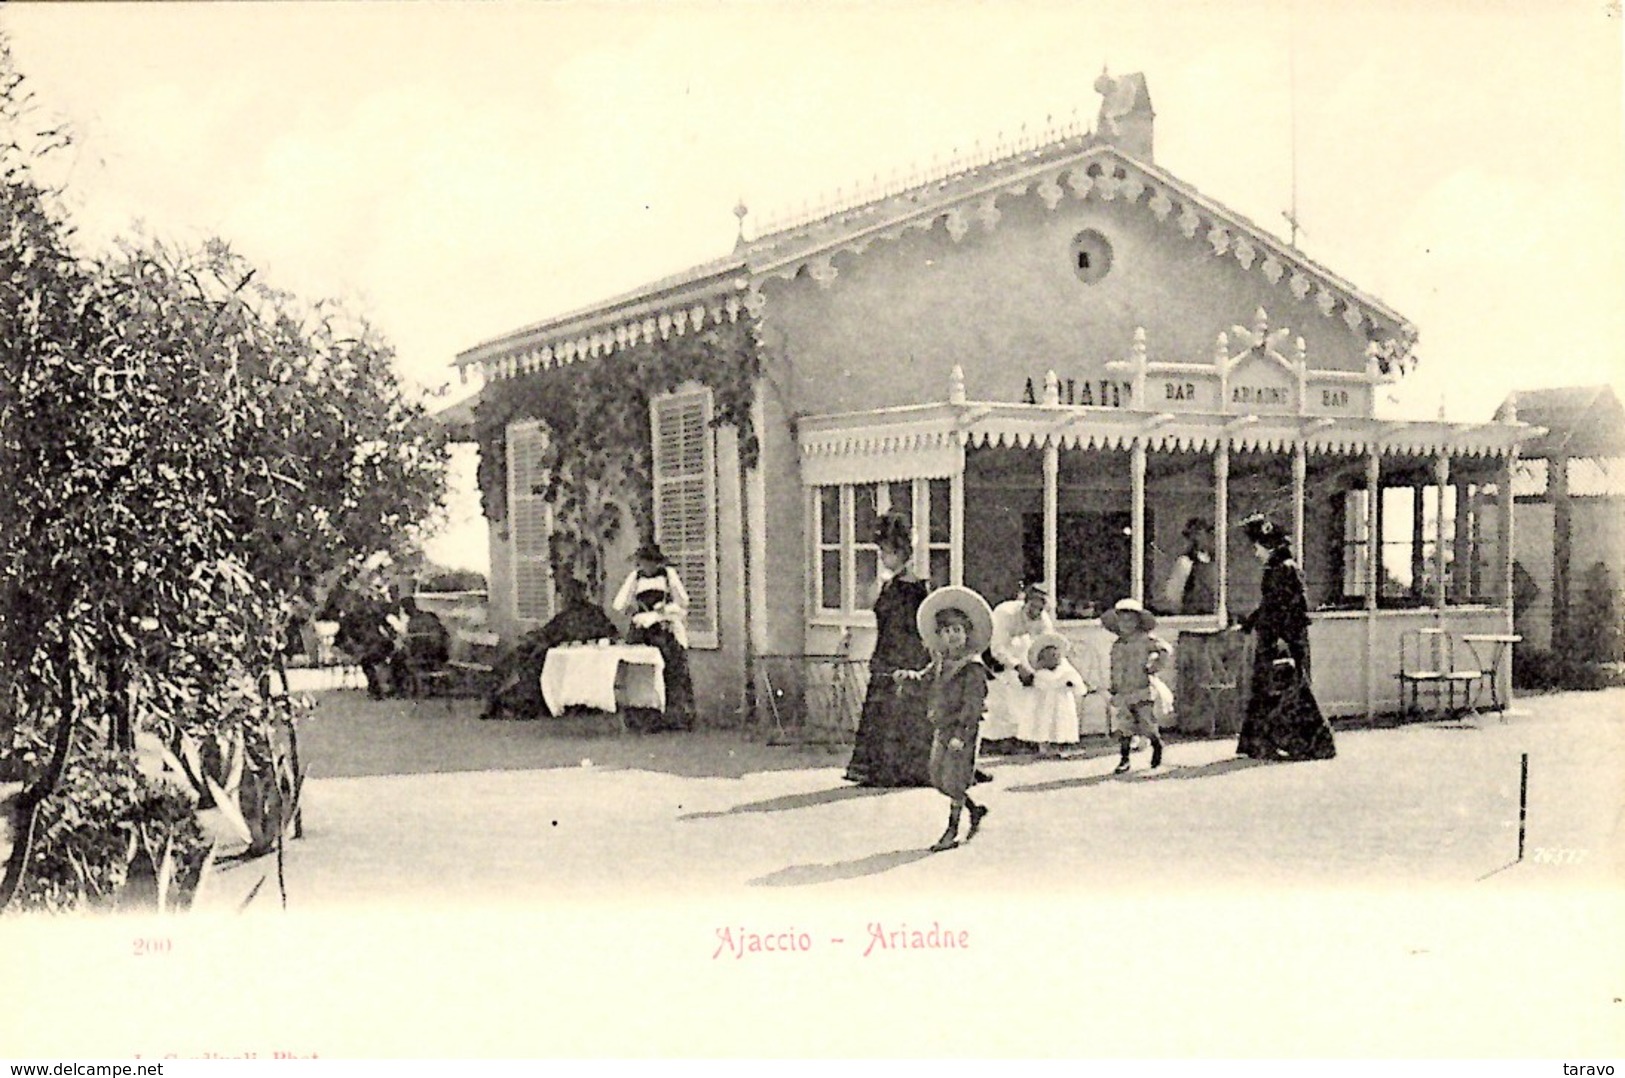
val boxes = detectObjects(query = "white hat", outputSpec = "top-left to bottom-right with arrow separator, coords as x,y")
1027,631 -> 1071,668
916,585 -> 995,655
1101,597 -> 1157,635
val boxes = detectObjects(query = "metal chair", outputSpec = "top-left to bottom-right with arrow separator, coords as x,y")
1460,633 -> 1520,717
1398,628 -> 1481,719
1398,628 -> 1448,719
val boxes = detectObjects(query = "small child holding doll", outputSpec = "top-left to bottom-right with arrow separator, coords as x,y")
895,585 -> 996,852
1018,632 -> 1090,758
1102,598 -> 1174,774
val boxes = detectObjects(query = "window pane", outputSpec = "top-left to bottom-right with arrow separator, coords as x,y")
819,487 -> 840,544
853,484 -> 880,545
1381,542 -> 1413,596
1420,484 -> 1456,545
820,550 -> 843,611
1343,490 -> 1368,542
1420,540 -> 1440,588
855,548 -> 879,610
1031,510 -> 1133,619
1145,450 -> 1213,615
928,480 -> 950,543
1381,487 -> 1415,544
929,549 -> 951,590
886,482 -> 913,529
1342,541 -> 1368,598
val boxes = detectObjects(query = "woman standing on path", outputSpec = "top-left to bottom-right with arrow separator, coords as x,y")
1235,514 -> 1337,761
844,513 -> 934,787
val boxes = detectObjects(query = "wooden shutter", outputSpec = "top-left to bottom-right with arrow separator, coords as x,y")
651,388 -> 718,648
507,420 -> 553,625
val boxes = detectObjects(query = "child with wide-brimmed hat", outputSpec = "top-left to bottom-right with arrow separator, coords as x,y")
895,585 -> 995,852
1102,598 -> 1174,774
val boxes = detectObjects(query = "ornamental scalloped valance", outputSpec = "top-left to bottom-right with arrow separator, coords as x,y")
795,402 -> 1542,484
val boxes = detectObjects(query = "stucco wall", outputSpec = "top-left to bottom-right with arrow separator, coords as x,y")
1573,498 -> 1625,584
753,369 -> 808,659
1514,496 -> 1625,651
756,182 -> 1373,423
487,518 -> 517,639
701,425 -> 748,725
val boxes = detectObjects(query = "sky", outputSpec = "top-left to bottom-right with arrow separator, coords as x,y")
4,1 -> 1622,573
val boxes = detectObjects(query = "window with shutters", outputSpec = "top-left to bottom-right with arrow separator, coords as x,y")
506,420 -> 554,625
651,388 -> 719,649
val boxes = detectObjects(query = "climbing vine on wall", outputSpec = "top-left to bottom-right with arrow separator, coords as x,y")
473,315 -> 761,592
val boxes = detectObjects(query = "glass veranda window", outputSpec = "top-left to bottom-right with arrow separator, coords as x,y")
812,479 -> 953,616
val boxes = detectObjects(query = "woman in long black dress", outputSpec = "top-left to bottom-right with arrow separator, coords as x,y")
1236,514 -> 1337,761
843,513 -> 933,787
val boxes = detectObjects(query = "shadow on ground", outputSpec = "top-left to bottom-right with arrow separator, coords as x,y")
1133,757 -> 1275,783
748,848 -> 934,887
681,784 -> 894,820
289,680 -> 1603,785
1008,755 -> 1270,792
294,688 -> 852,781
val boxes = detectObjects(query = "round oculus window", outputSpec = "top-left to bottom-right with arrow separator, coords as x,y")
1071,230 -> 1113,284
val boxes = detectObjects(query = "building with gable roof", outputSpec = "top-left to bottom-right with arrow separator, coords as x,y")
450,72 -> 1542,725
1501,385 -> 1625,653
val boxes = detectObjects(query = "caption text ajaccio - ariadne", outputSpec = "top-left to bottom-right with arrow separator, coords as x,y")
713,921 -> 968,959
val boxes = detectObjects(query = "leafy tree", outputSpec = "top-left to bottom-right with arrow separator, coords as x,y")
0,37 -> 448,908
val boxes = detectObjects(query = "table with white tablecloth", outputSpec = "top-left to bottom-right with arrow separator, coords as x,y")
540,643 -> 665,716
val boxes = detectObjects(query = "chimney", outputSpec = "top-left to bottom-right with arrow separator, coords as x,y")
1093,71 -> 1155,163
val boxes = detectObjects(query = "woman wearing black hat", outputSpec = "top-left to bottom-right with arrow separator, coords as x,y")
843,512 -> 933,787
1236,514 -> 1336,761
612,542 -> 696,730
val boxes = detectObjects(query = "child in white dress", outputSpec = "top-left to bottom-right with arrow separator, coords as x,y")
1019,632 -> 1090,758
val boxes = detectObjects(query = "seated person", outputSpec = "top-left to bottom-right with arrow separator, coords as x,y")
388,596 -> 452,694
482,578 -> 617,720
1159,517 -> 1217,616
325,581 -> 397,700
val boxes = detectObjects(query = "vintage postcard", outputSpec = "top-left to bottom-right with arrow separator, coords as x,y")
0,0 -> 1621,1062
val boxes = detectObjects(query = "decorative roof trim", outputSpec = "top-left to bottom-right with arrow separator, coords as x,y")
457,140 -> 1419,383
457,275 -> 752,382
796,400 -> 1543,465
748,145 -> 1414,347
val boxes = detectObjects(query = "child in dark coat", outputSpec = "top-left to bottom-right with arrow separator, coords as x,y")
895,585 -> 995,852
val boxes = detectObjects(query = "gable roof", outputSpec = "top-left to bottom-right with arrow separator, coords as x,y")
1497,385 -> 1625,459
455,77 -> 1416,382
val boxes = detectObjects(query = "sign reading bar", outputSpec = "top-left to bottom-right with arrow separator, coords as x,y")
1160,380 -> 1216,409
1019,369 -> 1369,416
